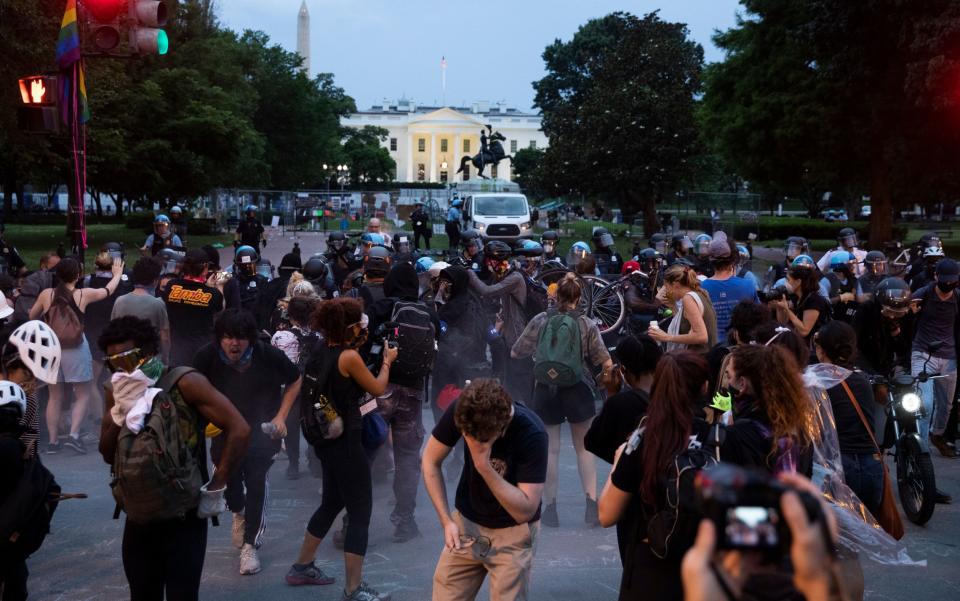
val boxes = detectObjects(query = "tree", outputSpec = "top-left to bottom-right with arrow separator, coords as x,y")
342,126 -> 396,184
511,147 -> 548,200
533,11 -> 704,235
702,0 -> 960,246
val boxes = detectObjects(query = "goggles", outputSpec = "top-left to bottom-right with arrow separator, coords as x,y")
104,348 -> 147,374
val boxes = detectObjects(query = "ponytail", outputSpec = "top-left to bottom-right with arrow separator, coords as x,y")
556,273 -> 583,309
663,264 -> 701,292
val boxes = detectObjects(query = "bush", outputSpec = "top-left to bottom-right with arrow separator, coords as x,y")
676,216 -> 907,243
124,211 -> 155,232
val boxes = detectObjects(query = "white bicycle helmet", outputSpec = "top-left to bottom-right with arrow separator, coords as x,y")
0,380 -> 27,415
923,246 -> 945,259
428,261 -> 450,279
7,320 -> 62,384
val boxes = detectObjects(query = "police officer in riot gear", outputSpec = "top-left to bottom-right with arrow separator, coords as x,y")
170,205 -> 188,245
860,251 -> 889,297
235,205 -> 266,249
766,236 -> 809,291
302,255 -> 338,299
665,234 -> 693,266
392,232 -> 417,264
450,229 -> 484,273
233,245 -> 268,313
144,214 -> 183,256
324,230 -> 359,288
410,201 -> 432,250
822,251 -> 862,323
591,227 -> 623,276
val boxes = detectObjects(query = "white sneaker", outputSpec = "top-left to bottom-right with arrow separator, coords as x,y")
239,543 -> 261,575
231,512 -> 246,549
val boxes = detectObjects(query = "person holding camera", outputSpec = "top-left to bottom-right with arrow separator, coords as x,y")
285,298 -> 397,601
770,256 -> 829,348
597,351 -> 713,601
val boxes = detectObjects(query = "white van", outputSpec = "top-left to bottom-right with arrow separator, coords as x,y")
462,193 -> 532,240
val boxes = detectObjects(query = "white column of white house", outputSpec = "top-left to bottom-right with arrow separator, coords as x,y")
406,132 -> 414,182
453,132 -> 462,182
429,133 -> 437,182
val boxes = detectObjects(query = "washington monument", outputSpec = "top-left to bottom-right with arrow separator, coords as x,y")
297,0 -> 310,73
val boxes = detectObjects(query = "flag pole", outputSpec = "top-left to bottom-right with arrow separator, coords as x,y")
441,56 -> 447,107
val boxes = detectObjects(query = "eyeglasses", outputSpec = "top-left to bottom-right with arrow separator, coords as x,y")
452,535 -> 492,558
104,348 -> 146,374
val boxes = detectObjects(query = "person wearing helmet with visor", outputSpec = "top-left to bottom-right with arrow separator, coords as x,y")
665,234 -> 694,267
541,230 -> 564,265
648,233 -> 668,255
566,241 -> 594,273
170,205 -> 188,245
771,255 -> 831,344
735,244 -> 760,291
859,250 -> 889,297
450,229 -> 484,273
820,250 -> 863,323
516,240 -> 544,279
691,233 -> 714,277
765,236 -> 809,292
356,232 -> 387,261
144,214 -> 183,257
392,233 -> 416,263
852,278 -> 916,377
910,246 -> 945,292
817,227 -> 867,276
467,241 -> 531,401
326,231 -> 359,287
591,227 -> 623,276
359,245 -> 392,306
235,205 -> 266,250
233,246 -> 268,313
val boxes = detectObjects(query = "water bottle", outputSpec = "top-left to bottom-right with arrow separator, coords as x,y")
261,422 -> 280,438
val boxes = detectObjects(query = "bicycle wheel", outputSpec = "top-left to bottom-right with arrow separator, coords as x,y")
579,275 -> 626,335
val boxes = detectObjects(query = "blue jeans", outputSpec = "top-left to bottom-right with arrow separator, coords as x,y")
841,452 -> 884,518
910,351 -> 958,438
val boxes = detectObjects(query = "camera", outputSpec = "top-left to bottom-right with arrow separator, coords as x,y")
694,464 -> 823,556
759,285 -> 789,303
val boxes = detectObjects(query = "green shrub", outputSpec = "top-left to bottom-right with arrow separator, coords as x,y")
675,217 -> 906,243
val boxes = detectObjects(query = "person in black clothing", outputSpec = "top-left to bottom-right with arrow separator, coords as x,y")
591,227 -> 623,276
598,351 -> 712,601
285,298 -> 396,601
98,316 -> 250,601
232,246 -> 268,314
365,262 -> 441,542
706,299 -> 771,395
325,232 -> 360,288
0,223 -> 26,276
258,252 -> 301,332
202,245 -> 241,310
163,250 -> 226,367
812,321 -> 885,516
358,246 -> 391,308
772,255 -> 830,349
585,334 -> 662,562
235,205 -> 266,250
193,309 -> 302,576
410,201 -> 431,251
665,234 -> 693,267
853,278 -> 915,377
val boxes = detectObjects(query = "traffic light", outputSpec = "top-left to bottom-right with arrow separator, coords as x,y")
16,76 -> 60,133
129,0 -> 169,55
83,0 -> 124,54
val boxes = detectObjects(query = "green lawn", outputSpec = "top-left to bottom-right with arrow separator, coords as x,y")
4,223 -> 233,269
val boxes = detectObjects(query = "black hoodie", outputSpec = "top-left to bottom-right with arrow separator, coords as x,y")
369,262 -> 440,389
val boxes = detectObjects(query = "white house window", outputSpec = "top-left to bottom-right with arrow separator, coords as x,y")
389,138 -> 397,151
510,140 -> 518,153
463,139 -> 471,153
418,138 -> 425,152
440,139 -> 448,152
529,140 -> 537,150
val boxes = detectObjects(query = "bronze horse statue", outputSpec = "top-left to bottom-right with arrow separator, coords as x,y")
456,130 -> 513,179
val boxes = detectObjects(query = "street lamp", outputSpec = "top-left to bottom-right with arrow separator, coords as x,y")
337,164 -> 349,192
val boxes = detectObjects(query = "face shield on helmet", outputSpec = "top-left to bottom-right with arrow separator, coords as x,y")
864,251 -> 887,277
234,246 -> 258,276
638,249 -> 661,275
693,235 -> 712,257
837,228 -> 858,249
876,279 -> 911,319
595,232 -> 615,250
156,249 -> 182,275
256,260 -> 273,280
393,235 -> 412,255
357,233 -> 386,258
567,242 -> 592,269
328,233 -> 346,252
153,215 -> 171,238
737,245 -> 750,262
650,235 -> 668,254
245,205 -> 257,219
784,238 -> 807,260
415,256 -> 435,275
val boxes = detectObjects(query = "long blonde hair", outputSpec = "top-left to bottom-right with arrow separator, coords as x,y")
556,273 -> 584,310
663,263 -> 702,292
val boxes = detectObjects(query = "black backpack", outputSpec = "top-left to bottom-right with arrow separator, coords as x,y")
631,422 -> 721,560
291,327 -> 320,373
0,450 -> 61,560
300,346 -> 345,448
523,276 -> 549,320
387,301 -> 437,379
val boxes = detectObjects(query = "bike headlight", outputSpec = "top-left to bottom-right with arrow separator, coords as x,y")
901,392 -> 922,413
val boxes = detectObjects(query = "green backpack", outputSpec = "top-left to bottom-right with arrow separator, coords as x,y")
533,312 -> 583,387
111,367 -> 205,524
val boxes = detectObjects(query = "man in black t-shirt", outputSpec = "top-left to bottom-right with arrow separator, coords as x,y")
163,250 -> 225,367
193,309 -> 301,576
235,205 -> 266,250
422,379 -> 547,601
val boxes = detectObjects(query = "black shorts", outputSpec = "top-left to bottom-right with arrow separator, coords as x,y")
532,381 -> 596,426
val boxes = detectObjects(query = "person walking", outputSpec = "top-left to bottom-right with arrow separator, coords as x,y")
647,264 -> 717,353
163,250 -> 225,367
284,298 -> 396,601
192,309 -> 302,576
30,256 -> 125,454
422,379 -> 548,601
511,273 -> 613,527
111,257 -> 171,362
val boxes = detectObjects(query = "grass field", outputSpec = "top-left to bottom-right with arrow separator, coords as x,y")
3,224 -> 232,269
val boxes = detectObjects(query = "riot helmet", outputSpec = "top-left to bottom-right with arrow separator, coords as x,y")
153,214 -> 171,238
364,245 -> 392,277
837,227 -> 858,249
864,251 -> 887,277
234,245 -> 259,277
693,234 -> 712,258
567,241 -> 592,268
876,277 -> 911,319
829,250 -> 855,274
392,233 -> 412,255
649,233 -> 667,254
784,236 -> 809,261
156,247 -> 182,275
102,241 -> 124,261
327,231 -> 347,252
592,227 -> 615,251
302,256 -> 328,284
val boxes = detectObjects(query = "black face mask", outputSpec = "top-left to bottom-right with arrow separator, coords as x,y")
937,281 -> 958,293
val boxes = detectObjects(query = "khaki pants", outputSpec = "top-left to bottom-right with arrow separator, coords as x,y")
432,511 -> 539,601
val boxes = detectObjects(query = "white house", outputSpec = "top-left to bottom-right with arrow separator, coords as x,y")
341,98 -> 549,183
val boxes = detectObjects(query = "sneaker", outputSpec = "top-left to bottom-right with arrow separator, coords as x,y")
343,581 -> 391,601
285,561 -> 335,586
584,496 -> 600,527
541,502 -> 559,528
239,543 -> 261,575
63,436 -> 87,455
930,434 -> 957,458
391,521 -> 420,543
44,441 -> 62,455
232,513 -> 246,549
286,464 -> 301,480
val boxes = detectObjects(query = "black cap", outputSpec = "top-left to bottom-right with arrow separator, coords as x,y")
185,249 -> 210,270
279,253 -> 302,271
936,258 -> 960,282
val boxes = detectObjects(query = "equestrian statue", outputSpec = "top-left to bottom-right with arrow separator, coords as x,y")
456,125 -> 513,180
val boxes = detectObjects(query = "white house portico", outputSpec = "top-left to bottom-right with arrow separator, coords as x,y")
341,99 -> 549,183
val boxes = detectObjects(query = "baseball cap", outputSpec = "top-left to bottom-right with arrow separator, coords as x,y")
707,231 -> 732,259
936,258 -> 960,282
621,260 -> 641,275
184,249 -> 210,270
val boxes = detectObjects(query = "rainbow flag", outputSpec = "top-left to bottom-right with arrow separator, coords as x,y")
56,0 -> 90,124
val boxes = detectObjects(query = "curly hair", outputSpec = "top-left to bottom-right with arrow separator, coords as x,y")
98,315 -> 161,357
730,345 -> 814,451
311,297 -> 363,345
454,378 -> 513,442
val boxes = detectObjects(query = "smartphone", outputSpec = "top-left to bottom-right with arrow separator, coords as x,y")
720,505 -> 782,550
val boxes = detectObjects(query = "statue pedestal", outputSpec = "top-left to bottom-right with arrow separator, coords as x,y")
454,178 -> 521,193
